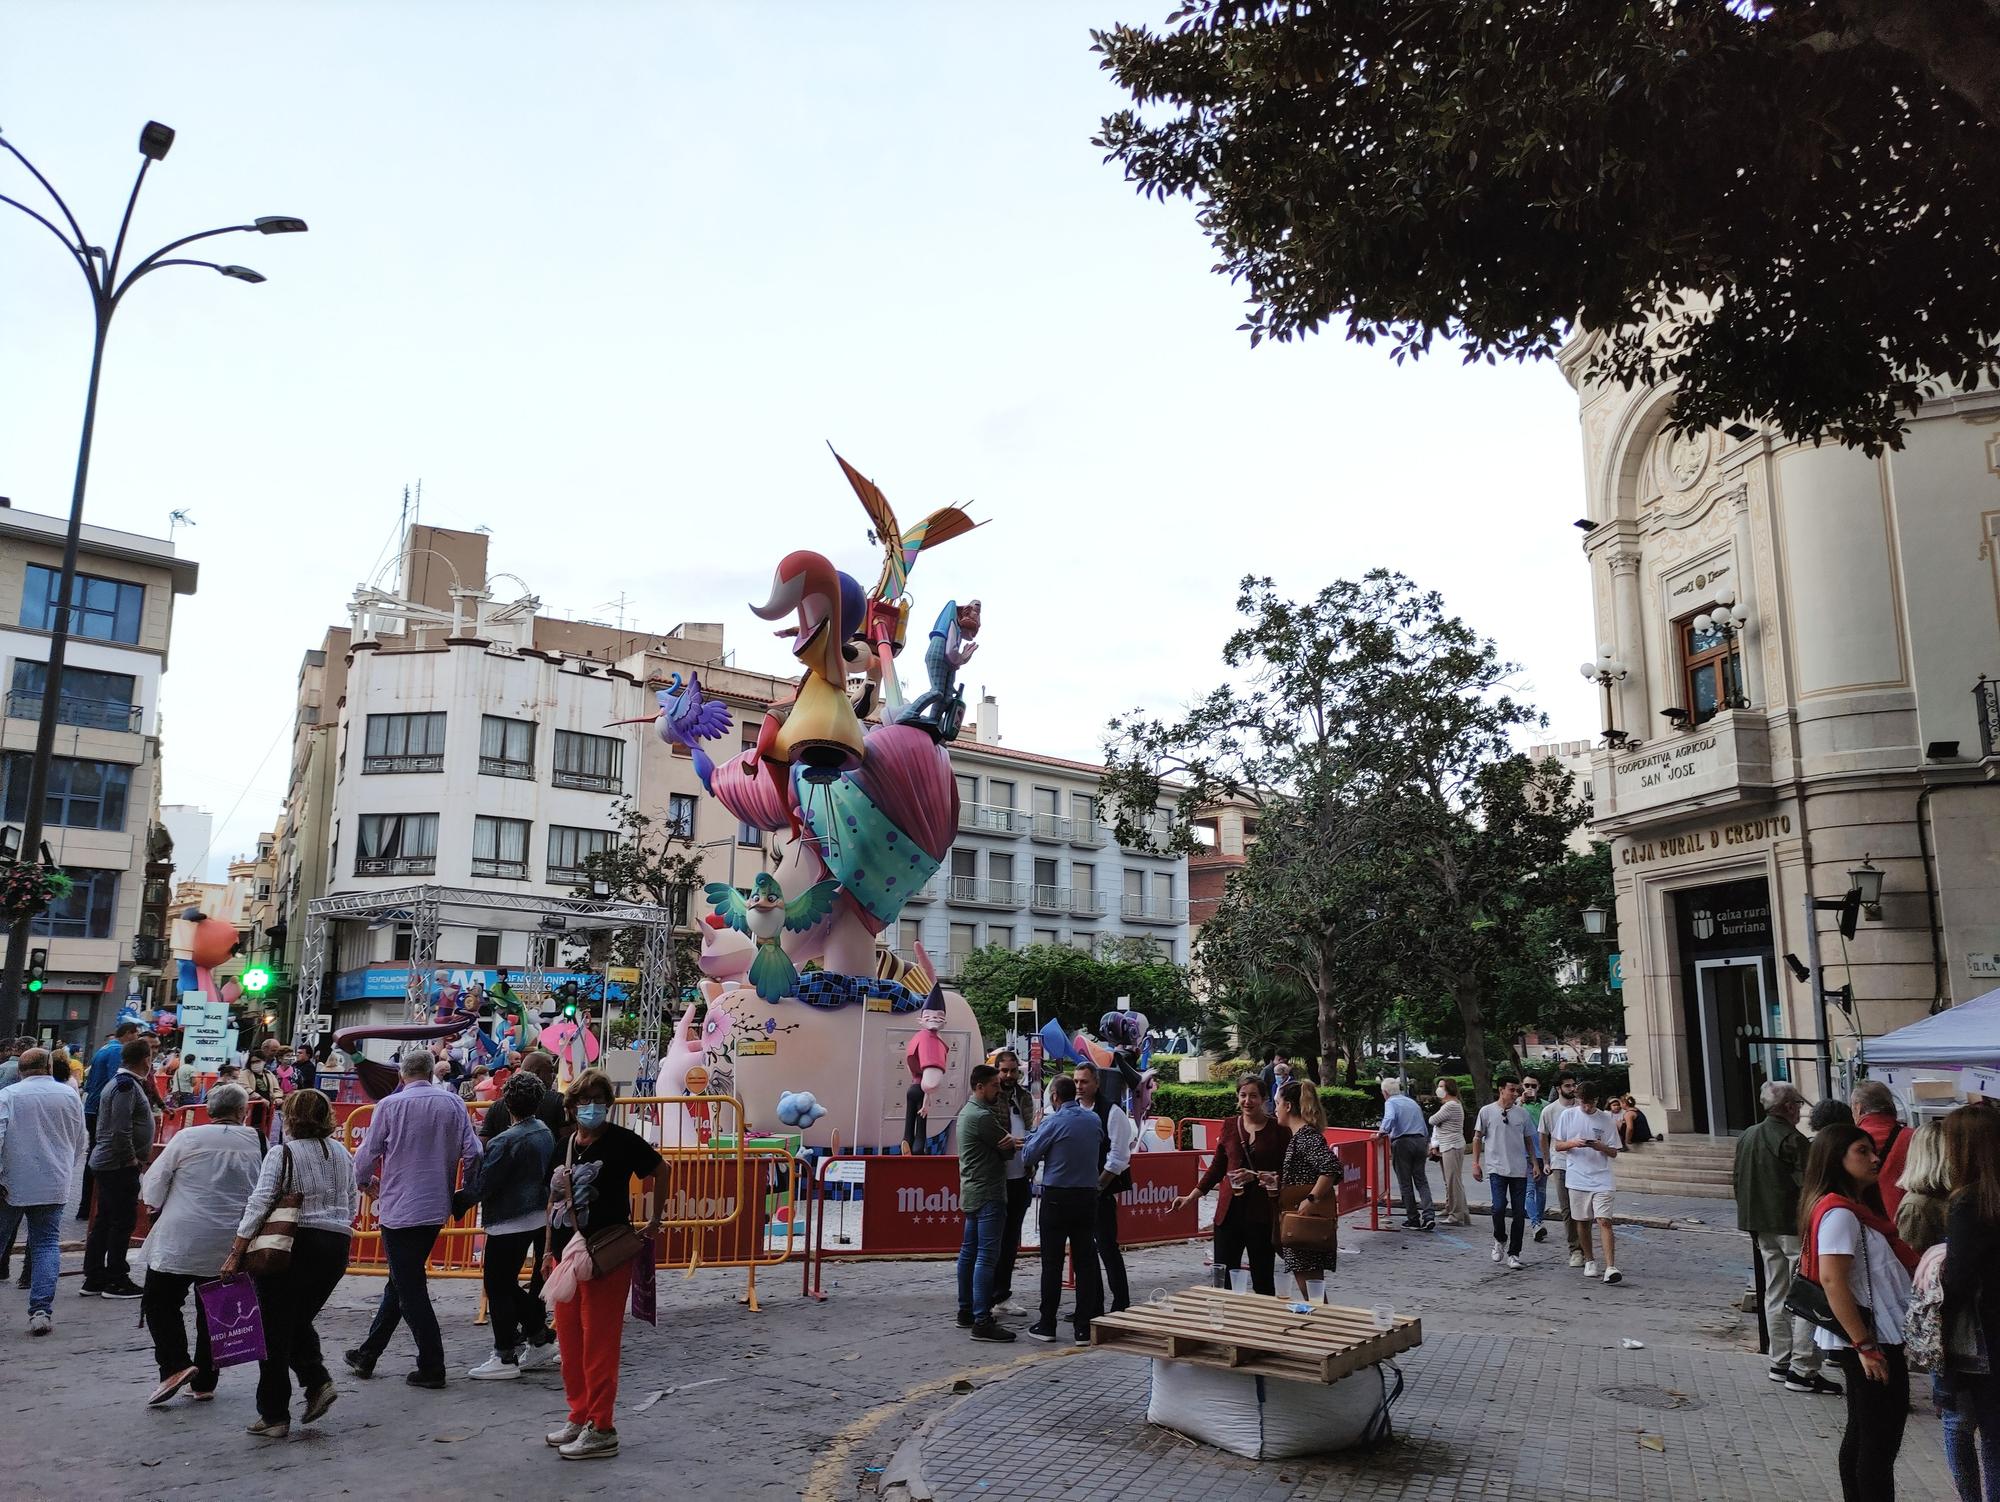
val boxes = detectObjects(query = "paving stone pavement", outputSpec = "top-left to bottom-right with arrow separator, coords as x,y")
913,1334 -> 1955,1501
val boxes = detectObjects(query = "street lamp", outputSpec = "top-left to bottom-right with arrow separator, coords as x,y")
1847,854 -> 1885,918
1580,903 -> 1611,939
1578,644 -> 1633,748
1692,587 -> 1752,711
0,120 -> 306,1030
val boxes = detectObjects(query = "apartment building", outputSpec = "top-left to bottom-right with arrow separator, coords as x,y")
0,501 -> 197,1049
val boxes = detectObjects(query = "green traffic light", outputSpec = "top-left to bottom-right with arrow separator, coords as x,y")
240,965 -> 273,997
25,978 -> 42,993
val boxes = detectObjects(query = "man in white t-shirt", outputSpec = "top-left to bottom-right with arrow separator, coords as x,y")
1552,1080 -> 1623,1284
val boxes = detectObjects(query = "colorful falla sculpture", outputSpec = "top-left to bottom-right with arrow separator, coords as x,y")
692,450 -> 987,1150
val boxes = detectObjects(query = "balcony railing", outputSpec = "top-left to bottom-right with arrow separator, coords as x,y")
959,802 -> 1029,836
471,857 -> 529,880
1070,820 -> 1107,849
904,878 -> 938,903
1030,883 -> 1068,913
1070,888 -> 1108,918
1121,894 -> 1189,925
5,689 -> 141,734
1120,822 -> 1176,856
948,876 -> 1026,908
552,769 -> 622,793
356,855 -> 437,877
1978,675 -> 2000,759
362,752 -> 444,775
546,864 -> 593,887
937,952 -> 972,981
1030,812 -> 1072,842
130,935 -> 164,965
479,755 -> 535,780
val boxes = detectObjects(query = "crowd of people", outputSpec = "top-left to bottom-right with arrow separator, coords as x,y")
0,1019 -> 657,1464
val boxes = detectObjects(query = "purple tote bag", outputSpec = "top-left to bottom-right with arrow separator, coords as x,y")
197,1274 -> 268,1367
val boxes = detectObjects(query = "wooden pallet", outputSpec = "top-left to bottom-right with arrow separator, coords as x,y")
1088,1286 -> 1422,1384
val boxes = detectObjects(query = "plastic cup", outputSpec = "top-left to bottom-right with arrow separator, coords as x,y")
1229,1269 -> 1251,1294
1371,1305 -> 1395,1331
1306,1279 -> 1326,1304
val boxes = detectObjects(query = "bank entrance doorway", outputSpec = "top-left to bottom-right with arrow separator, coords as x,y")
1676,876 -> 1778,1135
1694,958 -> 1776,1135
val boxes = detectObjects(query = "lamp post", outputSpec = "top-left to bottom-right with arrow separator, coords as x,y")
1692,588 -> 1752,711
1577,645 -> 1632,748
0,121 -> 305,1030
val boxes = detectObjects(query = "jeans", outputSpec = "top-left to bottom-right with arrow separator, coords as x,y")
1488,1173 -> 1528,1255
360,1223 -> 446,1377
482,1228 -> 550,1357
1937,1370 -> 2000,1502
254,1228 -> 350,1423
1753,1232 -> 1821,1376
1390,1135 -> 1433,1224
76,1113 -> 96,1219
1212,1197 -> 1276,1295
0,1203 -> 61,1314
956,1201 -> 1004,1323
141,1270 -> 217,1390
992,1177 -> 1032,1303
82,1164 -> 141,1287
1831,1344 -> 1910,1502
1095,1188 -> 1130,1313
1038,1187 -> 1102,1335
1526,1170 -> 1545,1226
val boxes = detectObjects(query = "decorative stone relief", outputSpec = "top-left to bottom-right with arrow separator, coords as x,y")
1661,428 -> 1711,493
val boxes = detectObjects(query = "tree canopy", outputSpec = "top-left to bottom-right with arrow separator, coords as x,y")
1093,0 -> 2000,452
956,939 -> 1199,1046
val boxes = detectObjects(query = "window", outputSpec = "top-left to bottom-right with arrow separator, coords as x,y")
899,918 -> 923,953
20,564 -> 143,644
1,753 -> 130,830
948,921 -> 977,957
553,730 -> 623,792
474,932 -> 502,966
1034,787 -> 1059,818
363,712 -> 447,774
989,852 -> 1015,884
479,715 -> 535,779
355,812 -> 439,876
8,661 -> 138,732
951,848 -> 977,879
1679,615 -> 1742,722
472,816 -> 530,880
1032,927 -> 1060,947
548,824 -> 616,883
31,868 -> 117,938
988,924 -> 1014,950
954,773 -> 977,807
392,923 -> 413,961
738,817 -> 762,847
667,793 -> 697,839
988,780 -> 1016,810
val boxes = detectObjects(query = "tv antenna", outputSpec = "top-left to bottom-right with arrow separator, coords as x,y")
168,509 -> 196,541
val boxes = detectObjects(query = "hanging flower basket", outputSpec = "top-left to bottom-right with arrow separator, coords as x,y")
0,862 -> 72,921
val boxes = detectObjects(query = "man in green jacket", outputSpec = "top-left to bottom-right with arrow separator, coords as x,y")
955,1064 -> 1018,1343
1733,1080 -> 1839,1396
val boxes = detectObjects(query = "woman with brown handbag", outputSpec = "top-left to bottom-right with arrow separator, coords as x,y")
540,1069 -> 668,1462
1275,1080 -> 1344,1299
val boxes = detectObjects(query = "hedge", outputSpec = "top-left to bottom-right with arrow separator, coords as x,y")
1149,1053 -> 1185,1084
1151,1082 -> 1381,1130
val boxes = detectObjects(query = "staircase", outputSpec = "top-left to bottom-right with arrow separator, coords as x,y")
1611,1134 -> 1737,1200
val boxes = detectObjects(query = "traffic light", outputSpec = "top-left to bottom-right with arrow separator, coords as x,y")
559,980 -> 581,1020
239,964 -> 273,998
26,947 -> 47,994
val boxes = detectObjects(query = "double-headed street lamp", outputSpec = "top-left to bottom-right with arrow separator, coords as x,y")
0,120 -> 306,1031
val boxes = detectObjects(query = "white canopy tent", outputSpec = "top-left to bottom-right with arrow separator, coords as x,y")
1867,985 -> 2000,1097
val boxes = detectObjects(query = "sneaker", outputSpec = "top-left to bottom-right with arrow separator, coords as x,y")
560,1424 -> 619,1461
1602,1267 -> 1623,1285
969,1318 -> 1016,1343
343,1348 -> 376,1379
101,1281 -> 143,1300
546,1420 -> 585,1448
993,1299 -> 1026,1317
246,1418 -> 290,1439
1026,1322 -> 1056,1343
150,1368 -> 199,1406
955,1309 -> 973,1328
1073,1328 -> 1092,1346
1419,1217 -> 1437,1232
1506,1254 -> 1524,1271
405,1370 -> 447,1390
1533,1225 -> 1549,1243
1768,1362 -> 1795,1383
1568,1250 -> 1585,1269
1785,1371 -> 1844,1396
468,1354 -> 520,1381
27,1311 -> 50,1337
516,1340 -> 560,1371
302,1382 -> 338,1424
1583,1260 -> 1598,1279
1490,1244 -> 1504,1263
77,1284 -> 102,1298
15,1268 -> 26,1290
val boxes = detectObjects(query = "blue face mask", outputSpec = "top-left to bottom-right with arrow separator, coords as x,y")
576,1103 -> 609,1129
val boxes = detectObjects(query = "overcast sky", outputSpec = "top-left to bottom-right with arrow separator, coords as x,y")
1,1 -> 1595,880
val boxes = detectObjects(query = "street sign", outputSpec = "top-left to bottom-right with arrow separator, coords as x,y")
606,966 -> 640,985
1607,953 -> 1624,990
822,1159 -> 866,1186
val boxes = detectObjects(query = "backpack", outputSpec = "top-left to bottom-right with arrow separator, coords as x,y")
1906,1244 -> 1947,1372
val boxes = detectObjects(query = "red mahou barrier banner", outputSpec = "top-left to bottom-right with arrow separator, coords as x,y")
854,1150 -> 1204,1255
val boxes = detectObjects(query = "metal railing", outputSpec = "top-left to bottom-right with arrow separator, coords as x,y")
1030,812 -> 1072,842
5,688 -> 141,733
546,864 -> 593,887
362,752 -> 444,774
552,768 -> 622,793
1978,675 -> 2000,758
1121,894 -> 1189,924
1070,888 -> 1108,918
356,855 -> 437,877
1070,820 -> 1107,849
948,875 -> 1027,907
1029,883 -> 1068,912
904,878 -> 938,903
478,754 -> 534,779
1120,822 -> 1176,856
958,802 -> 1028,836
471,857 -> 528,880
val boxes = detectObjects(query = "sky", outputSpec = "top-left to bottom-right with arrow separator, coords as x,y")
1,1 -> 1596,881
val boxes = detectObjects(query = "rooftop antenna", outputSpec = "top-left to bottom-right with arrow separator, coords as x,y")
168,508 -> 196,543
596,592 -> 633,631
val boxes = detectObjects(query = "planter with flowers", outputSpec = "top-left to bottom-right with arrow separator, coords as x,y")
0,862 -> 72,922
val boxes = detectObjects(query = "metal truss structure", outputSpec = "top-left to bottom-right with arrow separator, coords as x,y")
295,885 -> 678,1084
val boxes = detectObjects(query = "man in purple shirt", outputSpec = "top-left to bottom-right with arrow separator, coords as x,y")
345,1048 -> 481,1387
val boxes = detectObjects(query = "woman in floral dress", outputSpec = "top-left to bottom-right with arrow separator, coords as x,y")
1276,1079 -> 1345,1297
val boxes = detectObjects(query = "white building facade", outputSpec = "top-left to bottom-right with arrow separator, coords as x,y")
1566,335 -> 2000,1136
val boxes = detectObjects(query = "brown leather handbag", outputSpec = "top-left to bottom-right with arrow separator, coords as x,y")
1279,1186 -> 1340,1253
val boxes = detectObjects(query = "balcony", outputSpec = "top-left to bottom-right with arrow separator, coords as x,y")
131,935 -> 164,965
1070,820 -> 1107,849
471,857 -> 529,880
546,864 -> 592,887
356,855 -> 437,878
1070,888 -> 1108,919
959,802 -> 1028,837
5,689 -> 141,734
1119,821 -> 1176,857
552,769 -> 621,793
362,753 -> 444,775
1121,894 -> 1189,925
1030,812 -> 1072,843
479,755 -> 535,780
1029,883 -> 1068,913
904,878 -> 938,903
1594,707 -> 1775,828
948,876 -> 1026,909
937,951 -> 972,982
1978,675 -> 1999,760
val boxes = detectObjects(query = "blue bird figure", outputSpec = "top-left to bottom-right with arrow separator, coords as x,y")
614,671 -> 734,792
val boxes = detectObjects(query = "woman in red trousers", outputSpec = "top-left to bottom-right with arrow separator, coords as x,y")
541,1070 -> 666,1461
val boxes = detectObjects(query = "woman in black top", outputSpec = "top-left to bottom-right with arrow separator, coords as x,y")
1172,1076 -> 1288,1295
1939,1105 -> 2000,1502
540,1070 -> 666,1462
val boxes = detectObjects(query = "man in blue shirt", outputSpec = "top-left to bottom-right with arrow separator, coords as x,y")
1379,1077 -> 1436,1231
1019,1075 -> 1106,1346
77,1021 -> 143,1220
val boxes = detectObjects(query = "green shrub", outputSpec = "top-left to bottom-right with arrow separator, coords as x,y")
1211,1056 -> 1257,1083
1152,1082 -> 1236,1122
1149,1053 -> 1185,1084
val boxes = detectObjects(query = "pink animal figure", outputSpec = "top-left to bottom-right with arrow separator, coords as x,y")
655,991 -> 738,1148
537,1017 -> 600,1086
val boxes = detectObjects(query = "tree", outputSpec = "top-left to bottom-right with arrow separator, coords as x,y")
955,941 -> 1200,1047
1093,1 -> 2000,452
559,798 -> 707,1044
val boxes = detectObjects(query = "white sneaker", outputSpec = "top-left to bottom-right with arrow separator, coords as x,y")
1490,1244 -> 1504,1263
1603,1267 -> 1623,1285
993,1299 -> 1026,1318
546,1421 -> 584,1449
1568,1250 -> 1585,1269
516,1341 -> 560,1371
1506,1254 -> 1524,1271
1583,1260 -> 1598,1279
560,1423 -> 618,1461
468,1354 -> 520,1381
27,1311 -> 50,1337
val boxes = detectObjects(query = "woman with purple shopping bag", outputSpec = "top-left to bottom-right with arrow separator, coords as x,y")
223,1089 -> 356,1439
